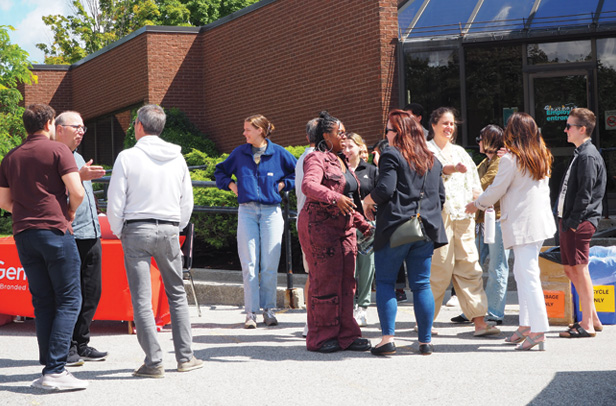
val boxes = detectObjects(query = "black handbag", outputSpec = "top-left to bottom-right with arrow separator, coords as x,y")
389,174 -> 428,248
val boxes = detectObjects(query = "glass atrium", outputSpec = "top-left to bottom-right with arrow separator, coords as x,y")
398,0 -> 616,209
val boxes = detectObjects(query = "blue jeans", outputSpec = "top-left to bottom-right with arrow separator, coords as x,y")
237,203 -> 284,313
476,222 -> 510,320
121,222 -> 194,366
14,229 -> 82,375
375,239 -> 435,343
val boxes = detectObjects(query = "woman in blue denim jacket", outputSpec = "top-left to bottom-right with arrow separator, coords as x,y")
215,115 -> 297,328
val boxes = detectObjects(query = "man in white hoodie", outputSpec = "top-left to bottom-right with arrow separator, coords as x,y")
107,104 -> 202,378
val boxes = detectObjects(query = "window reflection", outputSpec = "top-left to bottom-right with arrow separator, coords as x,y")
527,40 -> 592,64
405,47 -> 460,127
469,0 -> 535,33
598,38 -> 616,151
409,0 -> 475,38
465,46 -> 523,139
533,0 -> 600,28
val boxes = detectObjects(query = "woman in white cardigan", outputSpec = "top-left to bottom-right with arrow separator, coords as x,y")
466,112 -> 556,351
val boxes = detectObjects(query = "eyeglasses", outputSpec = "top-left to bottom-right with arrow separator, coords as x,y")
475,137 -> 482,143
63,124 -> 87,133
564,123 -> 583,130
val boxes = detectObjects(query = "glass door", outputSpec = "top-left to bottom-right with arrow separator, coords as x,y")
530,71 -> 591,205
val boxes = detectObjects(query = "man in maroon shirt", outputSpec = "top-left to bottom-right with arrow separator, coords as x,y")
0,104 -> 87,391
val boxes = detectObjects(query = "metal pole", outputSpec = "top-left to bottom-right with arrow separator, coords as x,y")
283,191 -> 293,290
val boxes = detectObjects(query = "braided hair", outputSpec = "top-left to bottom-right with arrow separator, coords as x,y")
314,111 -> 340,152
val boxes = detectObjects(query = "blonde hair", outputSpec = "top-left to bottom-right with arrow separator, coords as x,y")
245,114 -> 275,137
345,132 -> 366,150
345,132 -> 369,161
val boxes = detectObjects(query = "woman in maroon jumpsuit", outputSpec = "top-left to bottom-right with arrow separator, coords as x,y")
298,111 -> 373,353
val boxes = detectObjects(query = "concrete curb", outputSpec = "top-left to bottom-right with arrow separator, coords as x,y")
185,269 -> 307,309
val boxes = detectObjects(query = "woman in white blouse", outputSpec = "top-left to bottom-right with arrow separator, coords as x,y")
426,107 -> 498,337
466,112 -> 556,351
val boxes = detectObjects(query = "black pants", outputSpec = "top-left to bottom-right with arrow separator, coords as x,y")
72,238 -> 103,351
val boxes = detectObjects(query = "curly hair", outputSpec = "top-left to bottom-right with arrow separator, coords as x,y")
427,107 -> 459,143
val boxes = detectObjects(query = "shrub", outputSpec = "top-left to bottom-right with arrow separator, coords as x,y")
186,145 -> 304,268
124,107 -> 219,157
114,107 -> 307,269
0,211 -> 11,235
190,167 -> 238,249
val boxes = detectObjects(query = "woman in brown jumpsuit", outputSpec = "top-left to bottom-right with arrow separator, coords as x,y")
298,111 -> 372,353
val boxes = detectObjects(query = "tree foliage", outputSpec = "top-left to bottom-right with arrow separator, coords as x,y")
37,0 -> 259,65
0,25 -> 37,157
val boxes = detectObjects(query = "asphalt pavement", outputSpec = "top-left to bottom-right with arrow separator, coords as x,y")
1,289 -> 615,406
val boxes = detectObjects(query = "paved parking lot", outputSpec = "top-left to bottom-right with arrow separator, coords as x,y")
1,297 -> 615,406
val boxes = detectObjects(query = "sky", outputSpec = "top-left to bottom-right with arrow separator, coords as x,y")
0,0 -> 70,63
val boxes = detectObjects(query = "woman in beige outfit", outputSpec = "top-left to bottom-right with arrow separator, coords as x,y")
427,107 -> 498,336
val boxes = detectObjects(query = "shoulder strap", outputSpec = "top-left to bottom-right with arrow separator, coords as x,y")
416,173 -> 427,215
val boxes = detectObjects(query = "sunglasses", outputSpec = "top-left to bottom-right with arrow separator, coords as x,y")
564,123 -> 583,130
475,136 -> 482,143
385,127 -> 396,133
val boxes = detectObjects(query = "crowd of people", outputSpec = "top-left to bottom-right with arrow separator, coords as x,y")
0,102 -> 607,390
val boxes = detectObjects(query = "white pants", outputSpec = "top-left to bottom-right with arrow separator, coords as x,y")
512,241 -> 549,333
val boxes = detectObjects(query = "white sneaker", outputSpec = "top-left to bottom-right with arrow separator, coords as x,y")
302,323 -> 308,338
34,371 -> 88,391
354,307 -> 368,327
445,295 -> 459,308
263,309 -> 278,326
30,376 -> 45,389
244,313 -> 257,329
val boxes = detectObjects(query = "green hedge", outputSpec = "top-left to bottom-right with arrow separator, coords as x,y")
185,145 -> 307,253
0,104 -> 309,269
124,107 -> 218,157
0,211 -> 11,236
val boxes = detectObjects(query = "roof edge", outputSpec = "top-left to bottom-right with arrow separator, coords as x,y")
199,0 -> 277,32
31,0 -> 278,70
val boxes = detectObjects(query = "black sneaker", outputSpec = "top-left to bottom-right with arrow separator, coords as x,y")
66,346 -> 84,367
450,314 -> 471,324
79,346 -> 108,361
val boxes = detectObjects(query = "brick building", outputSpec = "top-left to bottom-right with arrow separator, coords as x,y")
20,0 -> 401,164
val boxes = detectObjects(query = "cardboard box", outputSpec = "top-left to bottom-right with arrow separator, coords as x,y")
539,247 -> 574,326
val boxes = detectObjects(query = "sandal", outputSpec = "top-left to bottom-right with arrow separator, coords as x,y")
559,323 -> 596,338
504,327 -> 530,344
568,323 -> 603,332
515,334 -> 545,351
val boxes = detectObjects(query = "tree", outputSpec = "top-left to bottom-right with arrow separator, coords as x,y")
0,25 -> 37,157
37,0 -> 259,65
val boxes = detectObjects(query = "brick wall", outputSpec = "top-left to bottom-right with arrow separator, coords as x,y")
71,34 -> 150,121
21,69 -> 72,113
154,33 -> 204,127
22,0 -> 400,156
201,0 -> 400,152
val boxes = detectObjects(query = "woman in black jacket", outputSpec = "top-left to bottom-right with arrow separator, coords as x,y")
341,132 -> 378,326
364,110 -> 447,356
